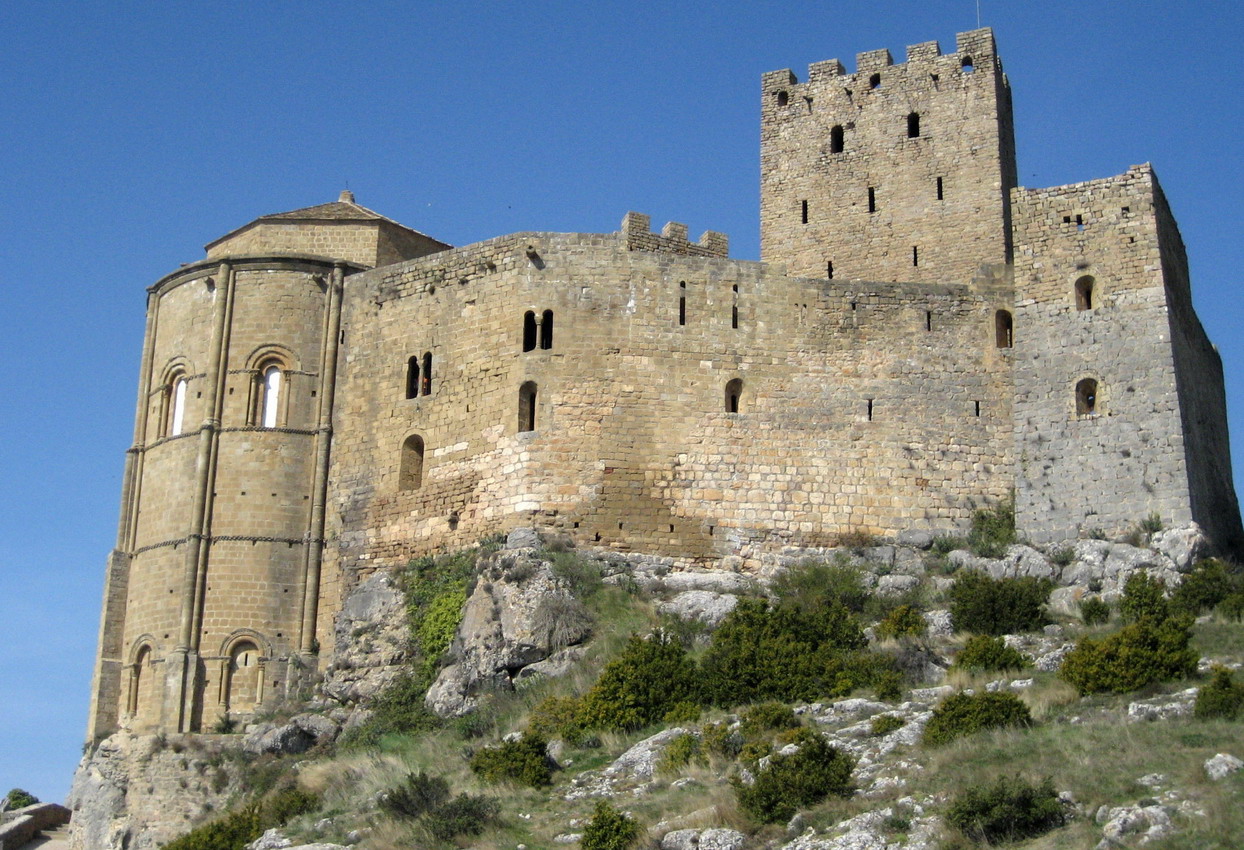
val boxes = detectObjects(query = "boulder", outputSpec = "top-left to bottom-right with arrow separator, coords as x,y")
505,526 -> 542,550
876,574 -> 920,596
1205,753 -> 1244,781
1126,689 -> 1198,722
243,722 -> 316,756
246,830 -> 293,849
1151,523 -> 1209,571
657,590 -> 739,627
321,572 -> 409,704
661,828 -> 746,850
603,728 -> 693,784
897,529 -> 935,549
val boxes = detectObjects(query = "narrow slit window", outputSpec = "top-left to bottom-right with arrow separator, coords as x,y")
540,310 -> 554,350
725,378 -> 743,414
830,125 -> 844,153
522,311 -> 537,351
867,398 -> 874,421
925,311 -> 932,332
868,187 -> 876,213
907,112 -> 920,138
518,381 -> 538,432
974,400 -> 981,417
912,246 -> 919,267
995,309 -> 1013,348
936,176 -> 944,200
399,434 -> 425,490
1075,276 -> 1095,311
421,352 -> 432,395
405,357 -> 420,399
261,365 -> 281,428
801,200 -> 809,224
1076,378 -> 1099,416
170,376 -> 187,436
827,261 -> 834,279
679,281 -> 687,326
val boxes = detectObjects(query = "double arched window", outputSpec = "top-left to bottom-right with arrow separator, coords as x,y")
247,351 -> 292,428
523,311 -> 555,351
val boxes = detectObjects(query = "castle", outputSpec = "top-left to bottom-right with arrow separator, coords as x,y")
86,27 -> 1242,740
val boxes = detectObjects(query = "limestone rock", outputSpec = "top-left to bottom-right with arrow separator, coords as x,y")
514,645 -> 587,680
427,551 -> 591,716
1151,523 -> 1208,571
1097,803 -> 1173,847
242,714 -> 339,756
1204,753 -> 1243,780
660,827 -> 746,850
246,830 -> 293,849
658,570 -> 754,595
922,609 -> 953,637
657,590 -> 739,627
321,572 -> 409,704
897,529 -> 934,549
1126,689 -> 1198,722
604,727 -> 692,784
877,574 -> 920,596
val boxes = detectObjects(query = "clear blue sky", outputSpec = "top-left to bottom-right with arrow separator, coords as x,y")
2,1 -> 1241,802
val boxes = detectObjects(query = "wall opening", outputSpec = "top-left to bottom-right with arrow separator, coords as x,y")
975,400 -> 981,417
776,90 -> 789,106
936,176 -> 944,200
725,378 -> 743,414
869,73 -> 881,89
260,365 -> 281,428
519,381 -> 538,432
801,200 -> 808,224
867,398 -> 874,421
225,641 -> 261,715
907,112 -> 921,138
679,281 -> 687,326
995,309 -> 1013,348
399,434 -> 425,490
169,376 -> 188,436
827,261 -> 834,279
1076,378 -> 1099,416
830,125 -> 844,153
540,310 -> 554,350
523,311 -> 538,351
421,352 -> 432,395
912,246 -> 919,267
1075,275 -> 1095,311
131,644 -> 154,722
961,56 -> 974,73
405,357 -> 420,399
868,187 -> 876,213
925,310 -> 932,331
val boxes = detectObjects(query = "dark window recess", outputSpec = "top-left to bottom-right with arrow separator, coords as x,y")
868,187 -> 876,213
995,310 -> 1013,348
399,434 -> 425,490
540,310 -> 554,350
974,400 -> 981,417
830,125 -> 844,153
912,246 -> 919,267
679,280 -> 687,326
421,352 -> 432,395
827,261 -> 834,279
936,176 -> 944,200
961,56 -> 974,73
1076,214 -> 1085,231
907,112 -> 920,138
725,378 -> 744,413
869,73 -> 881,89
522,311 -> 537,351
925,310 -> 932,331
405,357 -> 420,399
1076,378 -> 1099,416
732,305 -> 739,329
866,398 -> 874,421
518,381 -> 538,432
801,200 -> 809,224
776,90 -> 789,106
1075,276 -> 1095,311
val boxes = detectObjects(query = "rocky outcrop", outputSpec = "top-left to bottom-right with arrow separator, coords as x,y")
426,539 -> 593,717
320,572 -> 409,704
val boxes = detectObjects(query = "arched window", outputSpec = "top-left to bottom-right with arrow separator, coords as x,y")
225,641 -> 261,714
421,352 -> 432,395
540,310 -> 554,350
1075,276 -> 1095,311
1076,378 -> 1099,416
869,73 -> 881,89
725,378 -> 744,414
679,281 -> 687,326
907,112 -> 921,138
523,311 -> 538,352
260,365 -> 282,428
406,356 -> 420,400
829,125 -> 844,153
776,90 -> 789,106
995,310 -> 1013,349
518,381 -> 538,433
961,56 -> 975,73
130,644 -> 155,722
169,376 -> 188,436
399,434 -> 425,490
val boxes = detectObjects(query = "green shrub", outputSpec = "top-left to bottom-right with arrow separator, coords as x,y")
739,701 -> 799,737
732,729 -> 855,823
264,786 -> 318,825
870,714 -> 905,737
339,672 -> 439,748
657,732 -> 704,774
923,691 -> 1032,746
948,571 -> 1051,636
947,775 -> 1064,844
1119,572 -> 1169,624
967,499 -> 1016,559
528,695 -> 588,744
416,586 -> 468,675
581,801 -> 641,850
549,550 -> 605,599
4,789 -> 38,809
1171,558 -> 1239,616
580,632 -> 699,731
1140,512 -> 1164,534
1049,546 -> 1075,567
162,804 -> 263,850
770,558 -> 870,614
701,721 -> 742,759
422,794 -> 498,841
1219,592 -> 1244,622
469,732 -> 553,787
1079,596 -> 1110,625
932,535 -> 966,555
700,597 -> 868,706
875,604 -> 927,639
1195,667 -> 1244,720
1058,615 -> 1197,695
955,635 -> 1028,672
381,772 -> 449,818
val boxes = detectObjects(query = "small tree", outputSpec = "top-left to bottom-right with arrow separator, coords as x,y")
581,801 -> 641,850
3,789 -> 38,810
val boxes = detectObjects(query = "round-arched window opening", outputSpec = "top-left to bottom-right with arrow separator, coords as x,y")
1076,378 -> 1099,416
169,375 -> 188,436
399,434 -> 425,490
1075,276 -> 1095,311
829,125 -> 845,153
995,310 -> 1013,349
961,56 -> 975,73
260,365 -> 282,428
776,90 -> 789,107
725,378 -> 744,414
868,73 -> 881,90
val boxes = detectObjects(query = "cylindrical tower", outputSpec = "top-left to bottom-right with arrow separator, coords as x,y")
87,193 -> 449,737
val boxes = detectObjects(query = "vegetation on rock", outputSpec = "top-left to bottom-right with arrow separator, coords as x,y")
732,728 -> 855,823
946,774 -> 1064,844
954,634 -> 1028,673
949,571 -> 1051,635
923,691 -> 1033,746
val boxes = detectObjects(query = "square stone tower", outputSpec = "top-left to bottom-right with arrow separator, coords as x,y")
760,28 -> 1017,284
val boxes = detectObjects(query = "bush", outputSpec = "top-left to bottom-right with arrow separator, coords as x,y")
870,714 -> 905,737
162,804 -> 263,850
733,729 -> 855,823
549,550 -> 605,599
662,701 -> 702,724
339,672 -> 439,748
1171,558 -> 1239,616
1049,546 -> 1075,567
1119,572 -> 1169,624
1080,596 -> 1110,626
923,691 -> 1032,746
946,775 -> 1064,844
948,571 -> 1051,636
264,786 -> 317,825
381,772 -> 449,818
967,499 -> 1016,559
739,701 -> 799,737
581,800 -> 642,850
1195,667 -> 1244,720
469,732 -> 553,787
529,695 -> 589,745
701,721 -> 742,759
1058,616 -> 1197,695
1219,591 -> 1244,622
657,732 -> 704,774
422,794 -> 498,841
876,604 -> 926,639
4,788 -> 38,809
580,632 -> 699,731
770,558 -> 870,614
700,597 -> 869,706
955,635 -> 1027,672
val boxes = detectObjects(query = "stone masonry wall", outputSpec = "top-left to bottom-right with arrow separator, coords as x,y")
760,28 -> 1015,284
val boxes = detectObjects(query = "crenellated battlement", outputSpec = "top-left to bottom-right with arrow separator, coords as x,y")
620,211 -> 729,258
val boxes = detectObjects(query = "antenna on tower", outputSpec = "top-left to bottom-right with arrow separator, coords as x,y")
976,0 -> 981,27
